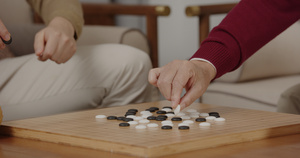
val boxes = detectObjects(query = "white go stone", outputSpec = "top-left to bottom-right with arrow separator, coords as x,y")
199,122 -> 211,127
141,114 -> 153,118
178,123 -> 190,127
139,119 -> 150,124
95,115 -> 106,119
128,121 -> 138,125
206,116 -> 216,121
186,109 -> 197,113
162,108 -> 172,112
215,117 -> 226,122
165,114 -> 175,118
177,112 -> 186,117
126,115 -> 136,119
161,120 -> 173,124
181,116 -> 191,120
135,125 -> 147,129
140,111 -> 151,115
189,114 -> 199,118
162,123 -> 173,127
147,123 -> 159,128
199,113 -> 209,117
183,120 -> 194,124
133,116 -> 143,121
174,105 -> 181,116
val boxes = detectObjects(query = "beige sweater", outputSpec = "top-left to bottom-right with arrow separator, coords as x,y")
27,0 -> 84,39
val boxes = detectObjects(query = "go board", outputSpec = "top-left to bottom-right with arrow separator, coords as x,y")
1,100 -> 300,157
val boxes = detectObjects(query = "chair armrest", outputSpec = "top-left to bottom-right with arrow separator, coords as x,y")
186,3 -> 237,44
77,25 -> 150,55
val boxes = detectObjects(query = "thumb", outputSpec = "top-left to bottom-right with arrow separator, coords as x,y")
148,68 -> 161,87
179,86 -> 203,110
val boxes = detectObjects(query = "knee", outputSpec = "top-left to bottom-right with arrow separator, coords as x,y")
280,84 -> 300,100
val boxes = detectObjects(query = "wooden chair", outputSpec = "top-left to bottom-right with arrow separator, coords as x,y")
33,3 -> 170,68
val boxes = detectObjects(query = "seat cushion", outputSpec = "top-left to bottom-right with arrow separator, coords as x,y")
202,75 -> 300,112
216,21 -> 300,83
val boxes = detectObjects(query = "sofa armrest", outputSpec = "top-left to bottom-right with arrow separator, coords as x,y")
77,25 -> 150,55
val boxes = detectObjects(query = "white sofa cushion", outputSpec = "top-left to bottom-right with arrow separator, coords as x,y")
216,21 -> 300,83
203,75 -> 300,111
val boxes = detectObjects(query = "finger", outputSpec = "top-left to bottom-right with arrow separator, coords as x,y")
170,70 -> 190,109
148,68 -> 161,87
34,31 -> 45,57
56,38 -> 76,63
41,35 -> 59,61
0,20 -> 10,41
179,85 -> 203,110
157,68 -> 177,101
0,20 -> 11,48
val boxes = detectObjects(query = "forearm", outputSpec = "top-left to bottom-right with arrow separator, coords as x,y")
191,0 -> 300,79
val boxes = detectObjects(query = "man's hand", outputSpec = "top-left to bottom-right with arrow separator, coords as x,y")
148,60 -> 216,110
0,19 -> 11,49
34,17 -> 76,64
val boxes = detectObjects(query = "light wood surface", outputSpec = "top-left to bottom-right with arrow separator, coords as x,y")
1,101 -> 300,157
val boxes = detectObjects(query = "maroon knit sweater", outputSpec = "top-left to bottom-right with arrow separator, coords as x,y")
190,0 -> 300,79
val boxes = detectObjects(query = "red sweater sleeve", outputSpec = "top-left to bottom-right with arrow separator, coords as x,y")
190,0 -> 300,79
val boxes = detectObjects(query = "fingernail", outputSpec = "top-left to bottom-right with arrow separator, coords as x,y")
4,34 -> 10,41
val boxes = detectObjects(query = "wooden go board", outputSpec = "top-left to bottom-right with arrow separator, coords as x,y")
1,100 -> 300,157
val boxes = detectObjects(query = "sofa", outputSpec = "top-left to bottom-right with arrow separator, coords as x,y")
186,3 -> 300,112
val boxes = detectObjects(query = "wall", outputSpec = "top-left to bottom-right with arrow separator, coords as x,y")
80,0 -> 239,67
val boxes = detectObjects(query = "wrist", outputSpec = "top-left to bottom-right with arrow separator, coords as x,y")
190,60 -> 216,81
48,17 -> 75,39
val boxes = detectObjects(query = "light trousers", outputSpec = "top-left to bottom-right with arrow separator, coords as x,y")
0,44 -> 154,121
277,83 -> 300,114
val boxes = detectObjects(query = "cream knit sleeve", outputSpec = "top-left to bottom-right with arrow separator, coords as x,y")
26,0 -> 84,39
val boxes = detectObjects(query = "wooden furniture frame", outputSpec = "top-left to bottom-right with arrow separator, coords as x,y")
185,3 -> 237,45
34,3 -> 170,68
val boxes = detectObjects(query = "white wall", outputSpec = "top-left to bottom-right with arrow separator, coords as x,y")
80,0 -> 240,67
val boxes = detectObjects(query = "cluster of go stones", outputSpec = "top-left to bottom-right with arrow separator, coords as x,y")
95,106 -> 225,130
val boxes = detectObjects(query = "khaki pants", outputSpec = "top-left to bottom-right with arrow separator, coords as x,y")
0,44 -> 154,121
277,83 -> 300,114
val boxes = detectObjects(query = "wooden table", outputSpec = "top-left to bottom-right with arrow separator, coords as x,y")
1,133 -> 300,158
1,100 -> 300,157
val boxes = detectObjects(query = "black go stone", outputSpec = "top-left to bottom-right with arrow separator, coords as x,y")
149,107 -> 159,111
157,115 -> 168,119
125,112 -> 136,116
146,108 -> 156,112
167,111 -> 175,114
163,106 -> 173,110
147,116 -> 157,120
195,117 -> 206,122
209,114 -> 220,118
171,117 -> 182,121
156,110 -> 167,114
117,116 -> 126,121
156,116 -> 167,121
123,118 -> 134,122
127,109 -> 138,113
178,126 -> 190,130
119,122 -> 130,127
209,112 -> 219,116
107,116 -> 118,120
161,125 -> 172,130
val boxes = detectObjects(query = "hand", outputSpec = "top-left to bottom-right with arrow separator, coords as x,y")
0,19 -> 11,49
34,17 -> 76,64
148,60 -> 216,110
